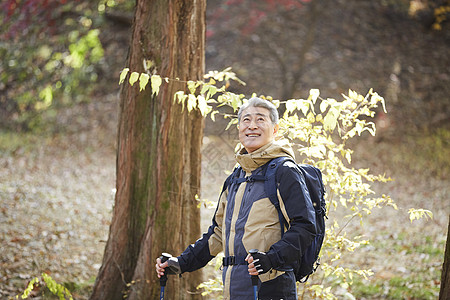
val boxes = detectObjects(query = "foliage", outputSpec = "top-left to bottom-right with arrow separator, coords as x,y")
432,3 -> 450,30
350,271 -> 441,300
119,68 -> 434,299
15,273 -> 73,300
0,0 -> 105,131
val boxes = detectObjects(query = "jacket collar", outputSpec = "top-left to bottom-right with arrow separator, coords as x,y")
235,139 -> 295,173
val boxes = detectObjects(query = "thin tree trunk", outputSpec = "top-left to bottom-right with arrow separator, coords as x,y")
90,0 -> 206,299
439,215 -> 450,300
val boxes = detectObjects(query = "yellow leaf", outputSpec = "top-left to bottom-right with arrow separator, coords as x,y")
286,100 -> 297,114
151,75 -> 162,96
309,89 -> 320,104
139,73 -> 150,91
187,94 -> 196,112
320,100 -> 328,113
197,95 -> 208,116
129,72 -> 139,86
119,68 -> 129,84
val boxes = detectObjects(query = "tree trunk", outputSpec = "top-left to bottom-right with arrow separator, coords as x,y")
440,215 -> 450,300
90,1 -> 206,299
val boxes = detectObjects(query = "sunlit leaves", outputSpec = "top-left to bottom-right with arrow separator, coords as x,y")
128,72 -> 139,86
138,73 -> 149,92
119,68 -> 241,118
174,91 -> 188,107
119,68 -> 129,84
66,29 -> 104,69
308,88 -> 320,103
323,105 -> 340,132
17,273 -> 73,300
187,94 -> 197,112
408,208 -> 433,222
36,85 -> 53,111
204,67 -> 246,86
150,75 -> 162,95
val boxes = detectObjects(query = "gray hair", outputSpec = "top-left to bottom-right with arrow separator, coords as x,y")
238,97 -> 279,124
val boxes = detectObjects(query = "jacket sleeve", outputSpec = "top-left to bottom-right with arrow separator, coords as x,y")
266,161 -> 317,269
177,188 -> 226,273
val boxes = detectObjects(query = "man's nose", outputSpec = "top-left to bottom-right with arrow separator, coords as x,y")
248,119 -> 258,129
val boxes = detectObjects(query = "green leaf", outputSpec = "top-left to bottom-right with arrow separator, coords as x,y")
207,85 -> 218,99
230,93 -> 241,112
36,85 -> 53,110
187,80 -> 198,94
139,73 -> 150,91
151,75 -> 162,96
119,68 -> 129,84
200,84 -> 209,95
129,72 -> 139,86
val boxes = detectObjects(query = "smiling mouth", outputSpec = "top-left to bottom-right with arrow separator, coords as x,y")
246,134 -> 260,137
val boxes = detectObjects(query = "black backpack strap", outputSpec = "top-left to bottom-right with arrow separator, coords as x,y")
263,156 -> 295,237
220,166 -> 242,196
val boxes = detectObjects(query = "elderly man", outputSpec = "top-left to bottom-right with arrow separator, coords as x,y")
156,97 -> 316,299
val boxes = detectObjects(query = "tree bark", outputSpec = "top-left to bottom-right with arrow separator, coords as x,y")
440,215 -> 450,300
90,0 -> 206,299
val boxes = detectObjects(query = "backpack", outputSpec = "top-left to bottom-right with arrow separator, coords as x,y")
223,156 -> 326,282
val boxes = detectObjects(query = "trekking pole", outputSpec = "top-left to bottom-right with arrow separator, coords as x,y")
249,249 -> 259,300
159,253 -> 172,300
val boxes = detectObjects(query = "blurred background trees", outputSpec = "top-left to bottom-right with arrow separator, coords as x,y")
1,0 -> 448,133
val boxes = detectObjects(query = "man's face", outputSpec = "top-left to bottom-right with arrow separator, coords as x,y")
238,106 -> 279,153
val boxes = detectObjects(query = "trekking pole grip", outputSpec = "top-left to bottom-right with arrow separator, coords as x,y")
249,249 -> 259,300
159,253 -> 172,287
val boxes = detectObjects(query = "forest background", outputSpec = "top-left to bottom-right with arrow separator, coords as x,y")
0,0 -> 449,299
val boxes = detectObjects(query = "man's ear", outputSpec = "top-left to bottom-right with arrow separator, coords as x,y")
273,124 -> 280,135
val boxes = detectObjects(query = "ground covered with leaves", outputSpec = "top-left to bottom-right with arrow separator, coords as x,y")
0,101 -> 117,299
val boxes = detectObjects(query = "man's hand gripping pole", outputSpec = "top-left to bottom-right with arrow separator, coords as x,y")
159,253 -> 172,300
